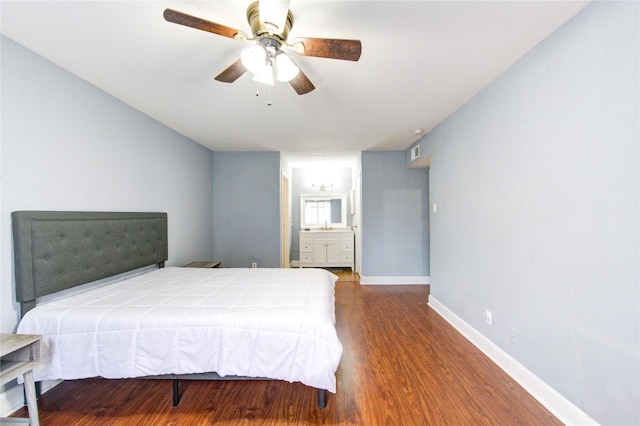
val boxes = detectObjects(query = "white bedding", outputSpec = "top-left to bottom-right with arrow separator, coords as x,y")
17,267 -> 343,392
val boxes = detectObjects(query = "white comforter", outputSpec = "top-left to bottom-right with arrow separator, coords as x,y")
17,267 -> 343,392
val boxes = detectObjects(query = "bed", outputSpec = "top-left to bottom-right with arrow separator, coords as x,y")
12,211 -> 342,408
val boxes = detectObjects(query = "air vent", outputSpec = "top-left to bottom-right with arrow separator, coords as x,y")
411,145 -> 420,161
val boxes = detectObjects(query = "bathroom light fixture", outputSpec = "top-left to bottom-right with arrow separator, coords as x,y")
312,184 -> 333,191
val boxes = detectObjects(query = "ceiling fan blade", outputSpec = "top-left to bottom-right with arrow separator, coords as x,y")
215,59 -> 248,83
289,68 -> 315,95
292,38 -> 362,61
164,8 -> 247,40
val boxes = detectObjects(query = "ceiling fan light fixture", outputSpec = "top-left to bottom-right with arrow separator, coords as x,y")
275,51 -> 299,82
252,62 -> 275,86
241,44 -> 267,74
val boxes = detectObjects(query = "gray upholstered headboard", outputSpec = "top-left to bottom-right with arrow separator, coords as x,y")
12,211 -> 168,316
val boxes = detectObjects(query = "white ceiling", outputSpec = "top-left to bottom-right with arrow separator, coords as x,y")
1,1 -> 589,163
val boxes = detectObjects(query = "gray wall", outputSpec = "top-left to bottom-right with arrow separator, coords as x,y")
1,36 -> 214,334
422,2 -> 638,424
212,152 -> 280,268
290,167 -> 353,262
361,151 -> 429,277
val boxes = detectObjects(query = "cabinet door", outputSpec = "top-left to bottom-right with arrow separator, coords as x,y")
326,240 -> 341,263
313,242 -> 327,262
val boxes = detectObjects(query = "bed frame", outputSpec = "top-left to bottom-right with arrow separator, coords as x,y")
12,210 -> 328,409
12,211 -> 168,316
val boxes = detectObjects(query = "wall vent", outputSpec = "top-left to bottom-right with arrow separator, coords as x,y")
411,145 -> 421,161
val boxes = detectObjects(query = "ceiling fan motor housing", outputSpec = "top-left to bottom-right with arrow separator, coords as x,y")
247,1 -> 293,42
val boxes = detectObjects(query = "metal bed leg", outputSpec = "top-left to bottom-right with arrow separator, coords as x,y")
317,389 -> 327,409
172,379 -> 180,406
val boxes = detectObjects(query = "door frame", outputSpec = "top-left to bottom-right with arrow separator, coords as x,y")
280,172 -> 291,268
354,170 -> 363,274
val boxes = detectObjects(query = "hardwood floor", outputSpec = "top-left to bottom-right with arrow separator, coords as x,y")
12,277 -> 561,425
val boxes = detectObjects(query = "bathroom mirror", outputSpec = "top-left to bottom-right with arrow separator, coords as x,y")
300,194 -> 347,229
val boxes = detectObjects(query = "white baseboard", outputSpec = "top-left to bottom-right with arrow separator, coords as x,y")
427,296 -> 597,426
360,275 -> 430,285
1,380 -> 61,417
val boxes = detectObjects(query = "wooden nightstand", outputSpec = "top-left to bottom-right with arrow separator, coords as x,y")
183,261 -> 222,268
1,333 -> 41,426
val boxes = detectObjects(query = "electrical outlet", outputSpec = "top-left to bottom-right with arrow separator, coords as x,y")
251,262 -> 257,268
484,310 -> 492,325
509,327 -> 518,345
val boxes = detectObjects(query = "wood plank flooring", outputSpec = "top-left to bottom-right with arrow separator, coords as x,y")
12,275 -> 561,425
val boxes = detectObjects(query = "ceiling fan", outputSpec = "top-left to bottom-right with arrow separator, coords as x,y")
163,0 -> 362,95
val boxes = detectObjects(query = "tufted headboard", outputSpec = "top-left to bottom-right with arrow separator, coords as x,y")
12,211 -> 168,317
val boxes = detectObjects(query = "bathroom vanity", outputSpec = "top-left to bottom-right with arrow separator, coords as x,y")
299,193 -> 354,270
299,230 -> 354,270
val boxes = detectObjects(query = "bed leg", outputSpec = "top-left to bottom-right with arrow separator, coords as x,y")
172,379 -> 180,406
317,389 -> 327,409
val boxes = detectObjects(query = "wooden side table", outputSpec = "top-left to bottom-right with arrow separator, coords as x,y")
1,333 -> 41,426
183,261 -> 222,268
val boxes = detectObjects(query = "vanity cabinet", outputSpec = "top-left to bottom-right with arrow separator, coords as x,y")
300,230 -> 354,270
